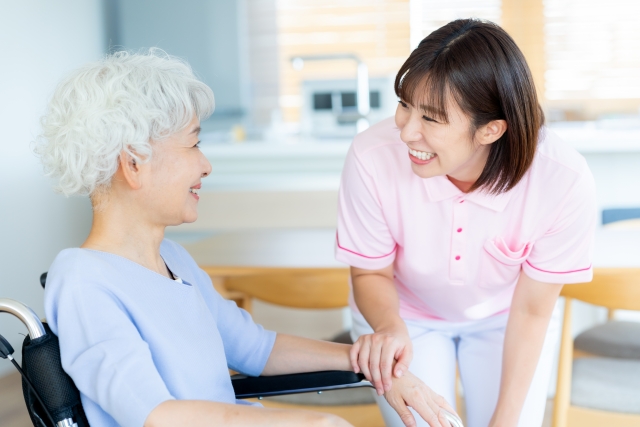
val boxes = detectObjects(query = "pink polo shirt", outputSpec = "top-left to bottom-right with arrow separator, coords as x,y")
336,117 -> 597,322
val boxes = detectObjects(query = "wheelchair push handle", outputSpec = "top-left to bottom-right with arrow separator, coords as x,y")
0,298 -> 46,339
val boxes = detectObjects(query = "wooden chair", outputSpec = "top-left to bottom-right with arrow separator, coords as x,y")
552,268 -> 640,427
203,266 -> 385,427
203,266 -> 350,311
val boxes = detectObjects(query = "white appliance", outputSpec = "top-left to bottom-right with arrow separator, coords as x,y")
300,76 -> 398,139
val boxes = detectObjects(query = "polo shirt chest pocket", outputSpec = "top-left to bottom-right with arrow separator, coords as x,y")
480,237 -> 531,289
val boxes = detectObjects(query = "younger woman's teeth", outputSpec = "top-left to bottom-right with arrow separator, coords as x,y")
409,149 -> 436,160
189,188 -> 199,195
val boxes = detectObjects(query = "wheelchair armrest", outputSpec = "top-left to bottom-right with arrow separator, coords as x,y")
232,370 -> 465,427
231,370 -> 371,399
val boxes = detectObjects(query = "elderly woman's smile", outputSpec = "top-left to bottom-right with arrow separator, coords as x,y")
189,185 -> 200,199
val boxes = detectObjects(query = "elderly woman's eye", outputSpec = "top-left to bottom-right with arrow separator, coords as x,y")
194,141 -> 201,148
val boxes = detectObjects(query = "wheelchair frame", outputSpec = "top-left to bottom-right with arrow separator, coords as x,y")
1,297 -> 463,427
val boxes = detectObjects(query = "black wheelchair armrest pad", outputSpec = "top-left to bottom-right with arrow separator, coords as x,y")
231,370 -> 365,399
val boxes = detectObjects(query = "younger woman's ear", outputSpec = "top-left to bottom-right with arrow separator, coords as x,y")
477,119 -> 508,146
118,150 -> 143,190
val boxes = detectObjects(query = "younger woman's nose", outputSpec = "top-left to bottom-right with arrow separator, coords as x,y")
400,115 -> 423,144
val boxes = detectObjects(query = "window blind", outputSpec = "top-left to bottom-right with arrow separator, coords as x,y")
544,0 -> 640,100
410,0 -> 502,48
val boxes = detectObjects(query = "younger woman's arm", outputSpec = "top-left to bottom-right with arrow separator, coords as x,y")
350,264 -> 414,395
489,272 -> 562,426
261,332 -> 455,427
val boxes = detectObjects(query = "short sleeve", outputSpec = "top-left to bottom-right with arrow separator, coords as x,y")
335,144 -> 396,270
161,240 -> 277,377
200,271 -> 276,376
45,274 -> 173,427
523,169 -> 597,284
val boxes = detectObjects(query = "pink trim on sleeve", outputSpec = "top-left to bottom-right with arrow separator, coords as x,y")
525,260 -> 592,275
336,233 -> 397,260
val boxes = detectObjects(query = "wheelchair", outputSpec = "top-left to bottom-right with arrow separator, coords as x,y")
0,274 -> 463,427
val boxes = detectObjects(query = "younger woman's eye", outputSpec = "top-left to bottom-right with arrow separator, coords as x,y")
398,100 -> 408,108
422,115 -> 438,123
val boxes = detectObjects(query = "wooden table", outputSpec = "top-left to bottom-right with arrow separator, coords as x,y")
184,228 -> 349,311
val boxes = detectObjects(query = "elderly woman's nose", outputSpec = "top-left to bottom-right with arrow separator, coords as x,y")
201,153 -> 212,177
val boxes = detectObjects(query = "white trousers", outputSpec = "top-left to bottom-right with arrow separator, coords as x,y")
350,306 -> 560,427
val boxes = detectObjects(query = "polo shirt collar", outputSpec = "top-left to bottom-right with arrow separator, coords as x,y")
423,175 -> 513,212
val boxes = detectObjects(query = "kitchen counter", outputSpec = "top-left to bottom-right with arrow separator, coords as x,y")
199,122 -> 640,193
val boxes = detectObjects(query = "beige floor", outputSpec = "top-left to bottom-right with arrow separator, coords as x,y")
0,373 -> 31,427
0,371 -> 553,427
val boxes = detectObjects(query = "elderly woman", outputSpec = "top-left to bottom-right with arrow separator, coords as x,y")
35,51 -> 457,427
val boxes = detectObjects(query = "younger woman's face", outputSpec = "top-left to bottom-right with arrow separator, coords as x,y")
394,95 -> 491,188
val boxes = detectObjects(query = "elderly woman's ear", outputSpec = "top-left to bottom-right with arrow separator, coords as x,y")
117,150 -> 143,190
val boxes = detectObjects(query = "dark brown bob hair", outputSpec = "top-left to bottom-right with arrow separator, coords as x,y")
395,19 -> 544,194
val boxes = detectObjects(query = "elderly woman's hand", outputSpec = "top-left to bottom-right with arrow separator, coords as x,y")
383,371 -> 459,427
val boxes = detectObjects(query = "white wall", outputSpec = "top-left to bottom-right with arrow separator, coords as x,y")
0,1 -> 104,377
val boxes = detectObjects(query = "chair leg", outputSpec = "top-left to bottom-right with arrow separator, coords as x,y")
209,275 -> 253,312
228,290 -> 253,312
455,365 -> 464,416
552,298 -> 573,427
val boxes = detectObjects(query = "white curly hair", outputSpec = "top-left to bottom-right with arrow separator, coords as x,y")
35,49 -> 215,196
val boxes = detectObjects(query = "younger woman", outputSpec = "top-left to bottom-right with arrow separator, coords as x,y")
336,19 -> 596,427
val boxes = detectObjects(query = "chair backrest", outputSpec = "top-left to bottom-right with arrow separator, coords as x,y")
560,268 -> 640,311
22,323 -> 90,427
202,266 -> 350,309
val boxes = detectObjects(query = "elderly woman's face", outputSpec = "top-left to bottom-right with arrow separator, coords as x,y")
143,117 -> 211,225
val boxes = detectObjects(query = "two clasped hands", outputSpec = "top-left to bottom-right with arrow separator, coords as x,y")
350,328 -> 462,427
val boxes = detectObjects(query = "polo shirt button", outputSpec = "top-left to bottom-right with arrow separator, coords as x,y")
455,255 -> 461,260
459,200 -> 464,204
457,228 -> 462,233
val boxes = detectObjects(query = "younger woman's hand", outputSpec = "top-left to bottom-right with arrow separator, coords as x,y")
350,329 -> 413,395
384,371 -> 459,427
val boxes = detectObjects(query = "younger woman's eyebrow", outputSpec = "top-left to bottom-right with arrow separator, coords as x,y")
419,104 -> 444,116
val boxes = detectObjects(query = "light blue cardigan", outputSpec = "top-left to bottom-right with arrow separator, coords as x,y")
44,239 -> 276,427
